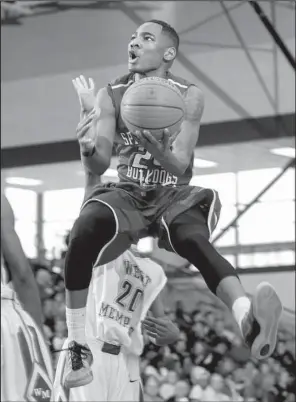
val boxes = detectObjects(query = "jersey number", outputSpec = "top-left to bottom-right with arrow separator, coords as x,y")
132,147 -> 161,169
115,280 -> 143,312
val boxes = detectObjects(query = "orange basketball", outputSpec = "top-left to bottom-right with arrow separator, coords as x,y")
120,77 -> 185,141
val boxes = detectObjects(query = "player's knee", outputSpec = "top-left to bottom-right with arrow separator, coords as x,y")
175,234 -> 210,260
170,222 -> 209,251
69,201 -> 116,243
64,203 -> 116,291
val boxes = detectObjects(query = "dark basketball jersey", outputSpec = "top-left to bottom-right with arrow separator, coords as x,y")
106,72 -> 196,188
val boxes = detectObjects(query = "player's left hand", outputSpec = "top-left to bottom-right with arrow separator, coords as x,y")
133,129 -> 179,159
142,316 -> 180,346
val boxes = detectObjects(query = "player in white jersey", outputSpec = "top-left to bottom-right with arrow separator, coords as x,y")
54,246 -> 179,401
1,193 -> 54,401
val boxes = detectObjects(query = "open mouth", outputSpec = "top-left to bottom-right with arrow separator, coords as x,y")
128,50 -> 139,63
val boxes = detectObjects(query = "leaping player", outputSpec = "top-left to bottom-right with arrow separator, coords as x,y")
65,19 -> 282,388
1,193 -> 53,401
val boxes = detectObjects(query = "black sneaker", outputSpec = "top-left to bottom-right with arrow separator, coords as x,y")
241,282 -> 282,360
63,341 -> 93,388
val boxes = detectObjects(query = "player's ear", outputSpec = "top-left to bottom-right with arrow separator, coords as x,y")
164,47 -> 176,62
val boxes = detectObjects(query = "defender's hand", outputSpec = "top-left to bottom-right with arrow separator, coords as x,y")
72,75 -> 96,113
133,129 -> 179,160
142,316 -> 180,346
76,110 -> 97,154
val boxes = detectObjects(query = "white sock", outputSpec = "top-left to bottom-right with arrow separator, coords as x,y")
232,297 -> 251,331
66,307 -> 86,344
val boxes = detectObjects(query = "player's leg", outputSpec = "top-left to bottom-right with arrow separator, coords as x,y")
64,190 -> 146,388
64,200 -> 118,388
167,206 -> 282,360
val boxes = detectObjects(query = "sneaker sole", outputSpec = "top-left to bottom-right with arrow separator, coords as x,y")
251,282 -> 282,360
64,370 -> 93,389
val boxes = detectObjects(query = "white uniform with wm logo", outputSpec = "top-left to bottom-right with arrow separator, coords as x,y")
1,258 -> 54,402
54,248 -> 167,402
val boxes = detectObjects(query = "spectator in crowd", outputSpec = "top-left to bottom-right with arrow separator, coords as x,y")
166,379 -> 191,402
159,371 -> 179,401
189,366 -> 211,401
35,266 -> 54,301
143,376 -> 163,402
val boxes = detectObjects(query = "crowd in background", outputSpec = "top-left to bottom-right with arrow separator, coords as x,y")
30,251 -> 295,402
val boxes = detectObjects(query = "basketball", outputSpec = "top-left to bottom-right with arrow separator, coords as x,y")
120,77 -> 186,141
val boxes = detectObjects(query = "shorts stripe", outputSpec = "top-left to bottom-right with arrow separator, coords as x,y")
207,189 -> 218,241
17,329 -> 33,382
81,199 -> 119,267
161,216 -> 178,254
28,325 -> 47,374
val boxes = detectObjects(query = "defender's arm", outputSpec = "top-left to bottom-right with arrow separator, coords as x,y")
1,194 -> 44,329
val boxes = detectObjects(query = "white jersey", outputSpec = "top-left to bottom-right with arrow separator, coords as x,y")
86,248 -> 167,355
1,260 -> 53,401
54,249 -> 166,402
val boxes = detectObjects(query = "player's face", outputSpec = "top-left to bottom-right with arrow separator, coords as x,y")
128,22 -> 169,73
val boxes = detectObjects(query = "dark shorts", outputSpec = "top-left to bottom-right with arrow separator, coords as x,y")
82,182 -> 221,265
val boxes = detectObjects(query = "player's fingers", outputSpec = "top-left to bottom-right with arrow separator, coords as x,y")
170,129 -> 180,146
145,330 -> 158,339
143,317 -> 166,326
72,78 -> 80,92
80,75 -> 88,88
76,115 -> 94,134
143,321 -> 167,331
162,128 -> 171,145
142,319 -> 167,333
79,111 -> 95,125
132,130 -> 146,145
77,124 -> 93,140
143,130 -> 158,145
89,77 -> 95,90
77,119 -> 92,133
85,108 -> 96,118
142,321 -> 159,332
132,130 -> 142,138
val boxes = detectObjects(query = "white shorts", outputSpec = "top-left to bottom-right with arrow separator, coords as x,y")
1,287 -> 53,402
54,338 -> 141,402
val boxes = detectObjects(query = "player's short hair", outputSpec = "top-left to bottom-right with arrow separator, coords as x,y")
148,19 -> 179,52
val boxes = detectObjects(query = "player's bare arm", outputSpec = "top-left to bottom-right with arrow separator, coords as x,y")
134,85 -> 205,176
1,194 -> 44,329
78,87 -> 116,176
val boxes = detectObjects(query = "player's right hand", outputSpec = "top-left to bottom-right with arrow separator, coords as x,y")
76,109 -> 97,154
72,75 -> 96,113
142,316 -> 180,346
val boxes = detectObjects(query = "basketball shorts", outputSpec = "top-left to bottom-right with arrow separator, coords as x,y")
54,338 -> 141,402
82,182 -> 221,265
1,286 -> 53,402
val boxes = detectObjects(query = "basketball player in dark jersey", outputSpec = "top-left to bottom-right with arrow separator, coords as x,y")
64,20 -> 282,388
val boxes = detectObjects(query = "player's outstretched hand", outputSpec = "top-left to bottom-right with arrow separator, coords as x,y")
142,316 -> 180,346
72,75 -> 96,113
76,109 -> 97,154
133,129 -> 179,159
